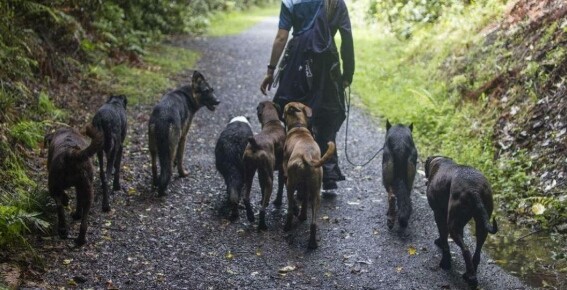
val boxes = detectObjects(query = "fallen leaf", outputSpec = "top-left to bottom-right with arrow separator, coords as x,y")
278,265 -> 296,273
255,248 -> 262,256
63,259 -> 72,265
251,271 -> 259,276
408,246 -> 417,256
225,251 -> 234,260
532,203 -> 546,215
324,272 -> 332,277
396,266 -> 403,273
67,279 -> 77,286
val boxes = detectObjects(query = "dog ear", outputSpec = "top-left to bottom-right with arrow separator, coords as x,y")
43,132 -> 54,149
409,123 -> 413,132
273,102 -> 282,118
121,95 -> 128,108
303,106 -> 312,118
192,71 -> 204,87
386,119 -> 391,131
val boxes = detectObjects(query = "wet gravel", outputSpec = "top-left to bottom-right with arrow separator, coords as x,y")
32,17 -> 531,290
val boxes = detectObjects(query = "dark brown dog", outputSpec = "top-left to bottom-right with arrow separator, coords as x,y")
282,102 -> 335,249
44,124 -> 103,246
242,101 -> 286,230
425,156 -> 498,287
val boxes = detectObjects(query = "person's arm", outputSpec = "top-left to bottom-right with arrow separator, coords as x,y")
261,29 -> 289,95
337,0 -> 354,87
261,2 -> 292,95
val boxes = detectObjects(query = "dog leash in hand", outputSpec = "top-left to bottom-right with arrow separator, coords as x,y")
343,86 -> 384,167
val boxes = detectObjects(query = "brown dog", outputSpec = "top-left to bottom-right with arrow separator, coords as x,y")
282,102 -> 335,249
242,101 -> 286,230
425,156 -> 498,287
44,124 -> 103,246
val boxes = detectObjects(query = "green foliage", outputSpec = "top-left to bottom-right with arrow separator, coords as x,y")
9,120 -> 45,149
38,92 -> 67,121
0,205 -> 49,249
207,3 -> 280,36
351,0 -> 558,226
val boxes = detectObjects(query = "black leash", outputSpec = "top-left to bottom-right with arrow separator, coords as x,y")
343,86 -> 384,167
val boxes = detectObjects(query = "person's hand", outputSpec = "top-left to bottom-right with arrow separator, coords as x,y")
260,71 -> 275,95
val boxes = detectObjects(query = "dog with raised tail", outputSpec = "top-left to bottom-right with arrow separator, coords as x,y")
382,120 -> 417,229
44,124 -> 104,246
425,156 -> 498,288
215,116 -> 253,221
282,102 -> 335,249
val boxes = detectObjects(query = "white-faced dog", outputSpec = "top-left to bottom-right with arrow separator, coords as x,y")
215,116 -> 253,220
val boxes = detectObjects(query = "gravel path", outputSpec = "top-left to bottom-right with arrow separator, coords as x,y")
33,17 -> 530,290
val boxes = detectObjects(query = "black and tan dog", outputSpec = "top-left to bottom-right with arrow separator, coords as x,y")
282,102 -> 335,249
382,120 -> 417,229
92,95 -> 127,212
149,71 -> 220,196
215,116 -> 254,221
44,124 -> 103,246
425,156 -> 498,287
242,101 -> 286,230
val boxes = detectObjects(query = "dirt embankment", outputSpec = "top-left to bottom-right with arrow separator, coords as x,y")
467,0 -> 566,226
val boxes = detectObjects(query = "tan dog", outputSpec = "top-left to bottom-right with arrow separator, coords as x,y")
242,101 -> 286,230
44,124 -> 103,246
282,102 -> 335,249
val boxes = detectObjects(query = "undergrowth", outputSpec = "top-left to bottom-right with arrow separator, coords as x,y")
352,0 -> 562,228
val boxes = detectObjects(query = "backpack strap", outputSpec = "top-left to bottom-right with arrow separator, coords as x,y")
325,0 -> 338,22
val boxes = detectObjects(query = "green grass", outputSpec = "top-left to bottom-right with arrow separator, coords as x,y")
351,2 -> 519,197
90,45 -> 200,105
207,4 -> 280,36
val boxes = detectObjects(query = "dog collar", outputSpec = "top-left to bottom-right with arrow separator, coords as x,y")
263,119 -> 283,128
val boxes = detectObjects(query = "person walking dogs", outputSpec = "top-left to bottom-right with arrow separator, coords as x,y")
260,0 -> 355,193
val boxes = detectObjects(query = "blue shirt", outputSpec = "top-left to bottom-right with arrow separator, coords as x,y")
279,0 -> 323,36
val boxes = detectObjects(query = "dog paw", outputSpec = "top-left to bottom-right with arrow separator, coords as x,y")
439,258 -> 452,270
229,211 -> 239,222
273,198 -> 282,207
58,228 -> 69,239
387,218 -> 395,230
102,204 -> 111,213
258,223 -> 268,232
462,273 -> 478,288
246,211 -> 255,223
434,238 -> 444,248
74,237 -> 86,247
112,183 -> 122,191
307,240 -> 318,250
178,169 -> 189,177
72,212 -> 81,220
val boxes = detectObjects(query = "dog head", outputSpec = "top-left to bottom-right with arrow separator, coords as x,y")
192,71 -> 220,111
106,95 -> 127,109
386,119 -> 413,132
283,102 -> 311,131
256,101 -> 281,125
424,156 -> 451,184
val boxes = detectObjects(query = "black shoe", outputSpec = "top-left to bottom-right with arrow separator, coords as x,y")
323,180 -> 338,190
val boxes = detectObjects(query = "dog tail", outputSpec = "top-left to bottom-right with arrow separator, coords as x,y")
155,120 -> 177,195
473,193 -> 498,234
394,179 -> 412,228
70,124 -> 104,162
306,142 -> 336,168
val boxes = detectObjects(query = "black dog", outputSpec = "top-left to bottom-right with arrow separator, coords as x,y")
149,71 -> 220,196
382,120 -> 417,229
425,156 -> 498,288
215,116 -> 253,221
92,95 -> 127,212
